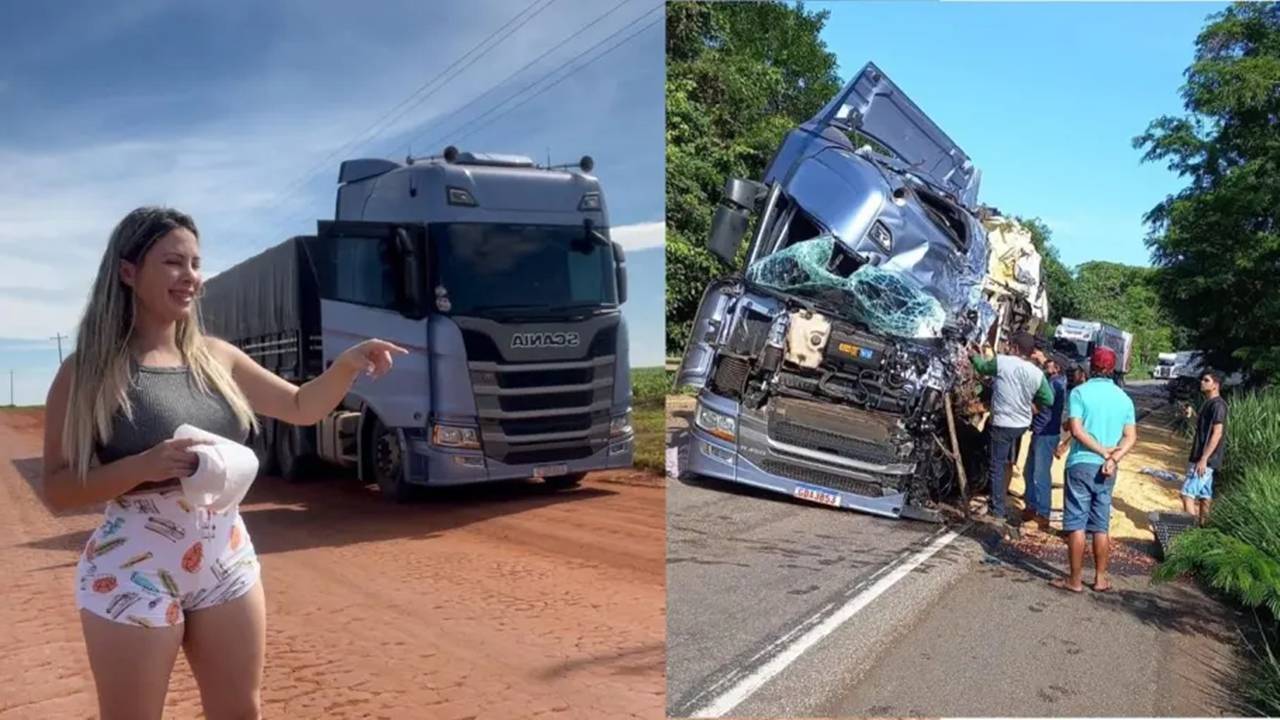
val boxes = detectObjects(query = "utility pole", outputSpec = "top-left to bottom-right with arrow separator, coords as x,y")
8,370 -> 13,407
51,332 -> 66,363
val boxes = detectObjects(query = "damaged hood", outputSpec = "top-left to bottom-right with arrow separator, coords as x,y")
813,62 -> 980,209
758,145 -> 989,340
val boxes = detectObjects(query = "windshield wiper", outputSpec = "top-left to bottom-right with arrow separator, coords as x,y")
470,303 -> 553,313
547,302 -> 611,314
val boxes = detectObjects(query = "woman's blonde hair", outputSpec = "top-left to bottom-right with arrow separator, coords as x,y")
63,207 -> 258,479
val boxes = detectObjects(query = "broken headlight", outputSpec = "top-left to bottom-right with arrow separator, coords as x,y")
695,403 -> 737,443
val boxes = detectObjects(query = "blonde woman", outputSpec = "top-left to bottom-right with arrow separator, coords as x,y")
41,207 -> 406,720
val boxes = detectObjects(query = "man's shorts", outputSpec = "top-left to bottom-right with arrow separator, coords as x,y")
1181,464 -> 1215,500
1063,463 -> 1116,534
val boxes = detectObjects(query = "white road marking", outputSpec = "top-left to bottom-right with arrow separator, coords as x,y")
689,527 -> 963,718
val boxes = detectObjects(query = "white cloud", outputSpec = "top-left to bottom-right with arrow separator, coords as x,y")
609,221 -> 665,252
0,0 -> 663,341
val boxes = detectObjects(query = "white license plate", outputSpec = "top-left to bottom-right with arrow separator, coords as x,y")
794,483 -> 842,508
533,464 -> 569,479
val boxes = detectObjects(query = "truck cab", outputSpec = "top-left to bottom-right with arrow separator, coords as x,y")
674,63 -> 996,520
203,148 -> 633,500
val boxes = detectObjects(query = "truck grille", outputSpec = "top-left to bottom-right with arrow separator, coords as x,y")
468,355 -> 615,465
759,459 -> 887,498
768,420 -> 901,465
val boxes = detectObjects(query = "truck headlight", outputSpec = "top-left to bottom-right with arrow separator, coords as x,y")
579,192 -> 601,211
432,424 -> 480,449
610,413 -> 632,438
695,403 -> 736,442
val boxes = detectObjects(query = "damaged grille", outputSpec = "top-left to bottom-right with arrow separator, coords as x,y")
759,459 -> 887,498
769,420 -> 901,465
765,395 -> 906,468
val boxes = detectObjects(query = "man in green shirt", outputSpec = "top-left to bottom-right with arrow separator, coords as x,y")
970,332 -> 1054,521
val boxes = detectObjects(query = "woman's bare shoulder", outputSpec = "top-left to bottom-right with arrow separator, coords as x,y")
202,336 -> 242,369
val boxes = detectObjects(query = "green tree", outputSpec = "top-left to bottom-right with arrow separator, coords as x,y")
1134,2 -> 1280,382
1071,261 -> 1184,375
665,1 -> 841,354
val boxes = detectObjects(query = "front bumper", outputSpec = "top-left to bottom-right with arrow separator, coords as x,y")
406,433 -> 633,486
684,392 -> 910,519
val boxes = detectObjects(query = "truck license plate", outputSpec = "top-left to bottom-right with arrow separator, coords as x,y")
533,464 -> 569,479
794,483 -> 842,508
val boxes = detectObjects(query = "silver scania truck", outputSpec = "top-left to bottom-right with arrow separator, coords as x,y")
675,63 -> 1003,521
201,147 -> 634,500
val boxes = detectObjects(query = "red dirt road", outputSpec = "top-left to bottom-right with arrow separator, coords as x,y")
0,409 -> 665,719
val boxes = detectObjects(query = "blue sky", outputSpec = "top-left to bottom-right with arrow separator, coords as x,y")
0,0 -> 665,405
814,0 -> 1224,270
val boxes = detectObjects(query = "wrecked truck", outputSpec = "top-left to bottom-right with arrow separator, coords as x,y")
674,62 -> 1029,522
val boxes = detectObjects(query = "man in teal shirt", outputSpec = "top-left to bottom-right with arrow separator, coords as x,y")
1052,347 -> 1137,593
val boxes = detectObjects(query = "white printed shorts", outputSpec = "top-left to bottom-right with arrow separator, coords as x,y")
75,488 -> 260,628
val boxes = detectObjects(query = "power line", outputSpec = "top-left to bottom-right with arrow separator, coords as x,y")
251,0 -> 553,218
231,0 -> 559,250
403,0 -> 639,157
255,1 -> 660,246
424,5 -> 664,152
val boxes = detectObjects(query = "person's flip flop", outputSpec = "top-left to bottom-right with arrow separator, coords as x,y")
1049,578 -> 1084,593
1090,582 -> 1113,593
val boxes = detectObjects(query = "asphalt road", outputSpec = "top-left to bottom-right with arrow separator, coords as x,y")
664,400 -> 969,717
663,381 -> 1232,718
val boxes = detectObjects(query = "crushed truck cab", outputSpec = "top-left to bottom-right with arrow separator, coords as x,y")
677,63 -> 1042,520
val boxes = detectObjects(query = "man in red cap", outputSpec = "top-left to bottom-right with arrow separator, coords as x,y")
1052,346 -> 1137,593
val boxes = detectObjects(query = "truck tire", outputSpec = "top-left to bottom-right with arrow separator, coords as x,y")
275,424 -> 318,483
251,419 -> 279,477
544,472 -> 587,490
370,416 -> 415,503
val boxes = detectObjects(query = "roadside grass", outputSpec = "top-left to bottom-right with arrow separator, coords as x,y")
632,368 -> 665,474
1154,385 -> 1280,715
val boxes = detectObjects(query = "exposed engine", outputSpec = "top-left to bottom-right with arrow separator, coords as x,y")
702,290 -> 975,506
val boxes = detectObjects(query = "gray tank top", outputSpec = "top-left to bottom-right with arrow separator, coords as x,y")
95,363 -> 250,469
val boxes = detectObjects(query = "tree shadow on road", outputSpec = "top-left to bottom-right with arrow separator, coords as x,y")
977,522 -> 1247,648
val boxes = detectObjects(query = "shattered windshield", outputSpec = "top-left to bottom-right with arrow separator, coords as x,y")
745,235 -> 948,339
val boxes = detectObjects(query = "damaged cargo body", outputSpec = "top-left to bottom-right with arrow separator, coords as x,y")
677,63 -> 995,520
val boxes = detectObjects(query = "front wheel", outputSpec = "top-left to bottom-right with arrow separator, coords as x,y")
544,472 -> 587,490
371,417 -> 415,503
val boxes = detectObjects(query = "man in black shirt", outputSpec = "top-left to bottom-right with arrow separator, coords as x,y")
1181,369 -> 1228,525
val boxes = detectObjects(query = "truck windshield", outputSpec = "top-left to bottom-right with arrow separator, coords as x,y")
432,223 -> 618,316
1052,338 -> 1089,360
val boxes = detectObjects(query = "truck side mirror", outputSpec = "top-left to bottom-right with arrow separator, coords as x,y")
394,228 -> 425,318
613,240 -> 627,304
707,178 -> 765,266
